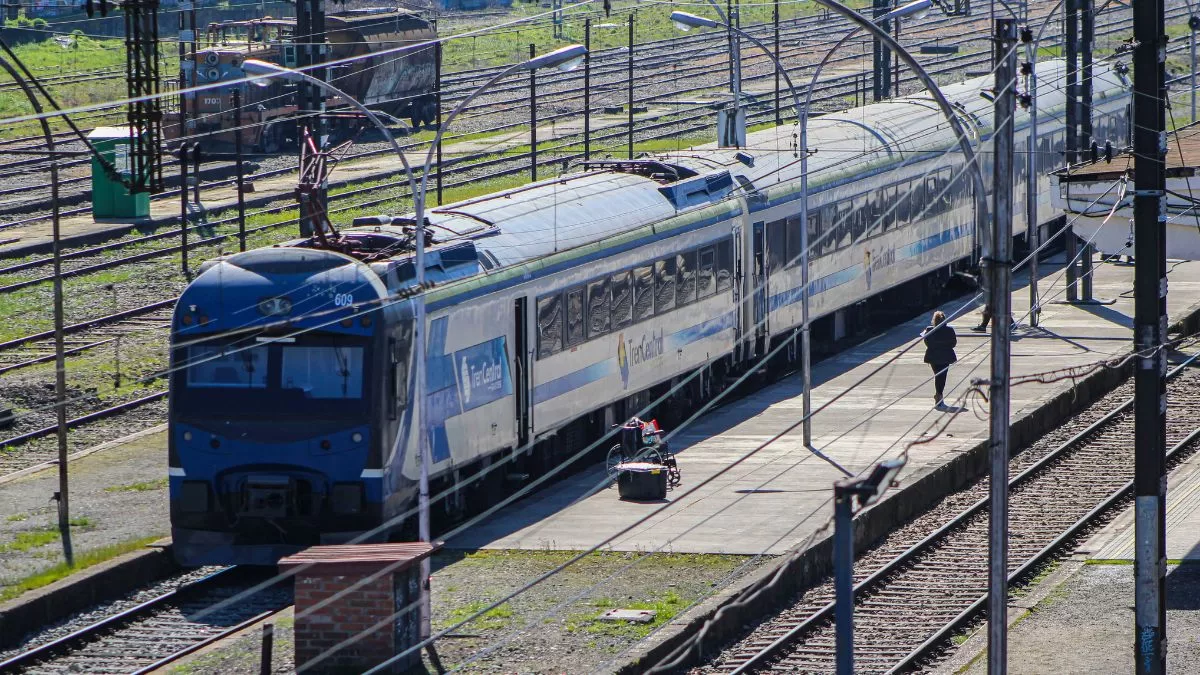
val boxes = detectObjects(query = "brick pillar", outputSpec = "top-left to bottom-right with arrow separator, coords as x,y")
281,542 -> 440,674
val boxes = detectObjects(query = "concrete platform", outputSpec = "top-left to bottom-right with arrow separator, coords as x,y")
0,107 -> 672,259
450,256 -> 1200,555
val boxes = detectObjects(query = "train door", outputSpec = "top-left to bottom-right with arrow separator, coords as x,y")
752,221 -> 768,357
513,296 -> 531,449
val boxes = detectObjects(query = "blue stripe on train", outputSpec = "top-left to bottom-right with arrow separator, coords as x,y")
767,222 -> 970,313
533,312 -> 735,406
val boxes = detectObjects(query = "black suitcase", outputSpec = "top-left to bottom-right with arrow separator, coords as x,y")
616,462 -> 668,501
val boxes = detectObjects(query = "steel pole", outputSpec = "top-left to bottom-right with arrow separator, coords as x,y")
1132,0 -> 1168,671
1025,39 -> 1039,327
628,13 -> 635,159
530,43 -> 537,181
774,0 -> 781,126
0,56 -> 73,566
584,18 -> 591,161
1080,0 -> 1095,301
179,144 -> 188,275
435,40 -> 443,205
1065,0 -> 1079,301
988,19 -> 1017,675
1192,24 -> 1197,124
834,489 -> 854,675
233,87 -> 247,252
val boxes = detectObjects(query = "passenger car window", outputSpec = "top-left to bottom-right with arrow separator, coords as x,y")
633,265 -> 655,321
611,271 -> 633,329
676,250 -> 697,305
565,287 -> 585,347
716,239 -> 733,293
767,219 -> 787,272
536,293 -> 563,359
655,257 -> 677,313
587,278 -> 611,338
697,246 -> 716,299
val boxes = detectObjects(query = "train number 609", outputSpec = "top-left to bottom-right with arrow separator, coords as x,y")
333,293 -> 354,307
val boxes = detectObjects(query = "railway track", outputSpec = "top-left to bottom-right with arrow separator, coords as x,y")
0,304 -> 172,376
0,0 -> 1150,291
700,356 -> 1200,674
0,0 -> 1077,220
0,566 -> 291,674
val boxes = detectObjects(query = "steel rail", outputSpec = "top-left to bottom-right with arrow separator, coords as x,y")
886,423 -> 1200,673
0,388 -> 167,451
726,351 -> 1200,674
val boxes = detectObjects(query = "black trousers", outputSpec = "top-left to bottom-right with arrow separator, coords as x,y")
930,363 -> 949,400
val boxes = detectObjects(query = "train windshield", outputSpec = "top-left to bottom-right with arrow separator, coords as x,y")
176,336 -> 370,420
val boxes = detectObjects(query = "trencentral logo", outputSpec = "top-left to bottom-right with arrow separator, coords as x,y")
617,329 -> 664,389
617,333 -> 629,388
461,354 -> 505,405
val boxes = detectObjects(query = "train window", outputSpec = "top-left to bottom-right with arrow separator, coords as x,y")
821,205 -> 838,255
655,257 -> 677,313
940,171 -> 953,210
884,185 -> 899,230
716,239 -> 734,292
281,346 -> 365,399
187,344 -> 268,388
785,216 -> 803,266
611,271 -> 633,330
566,287 -> 586,348
633,265 -> 655,321
676,250 -> 698,305
806,209 -> 820,253
853,193 -> 869,242
836,201 -> 854,250
536,293 -> 563,359
697,246 -> 716,299
925,176 -> 939,216
767,219 -> 787,272
586,279 -> 610,339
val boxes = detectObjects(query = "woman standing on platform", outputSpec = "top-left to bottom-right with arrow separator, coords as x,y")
922,310 -> 957,408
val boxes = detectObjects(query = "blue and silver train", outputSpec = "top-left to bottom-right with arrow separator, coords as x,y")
169,61 -> 1130,565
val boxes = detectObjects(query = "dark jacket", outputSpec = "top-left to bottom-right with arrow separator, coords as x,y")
922,323 -> 957,365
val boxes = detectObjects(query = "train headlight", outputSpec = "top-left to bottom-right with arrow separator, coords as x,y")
183,431 -> 193,442
351,432 -> 363,444
331,483 -> 363,515
180,481 -> 210,512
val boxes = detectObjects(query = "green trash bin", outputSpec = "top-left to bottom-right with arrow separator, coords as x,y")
88,126 -> 150,220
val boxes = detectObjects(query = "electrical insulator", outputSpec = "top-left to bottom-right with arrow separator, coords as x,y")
1018,93 -> 1032,109
1020,27 -> 1033,44
1020,62 -> 1033,76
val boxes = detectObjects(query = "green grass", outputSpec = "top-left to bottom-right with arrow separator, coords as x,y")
566,589 -> 688,639
105,477 -> 169,493
439,0 -> 834,71
440,599 -> 516,631
6,513 -> 28,522
0,34 -> 177,139
0,517 -> 95,554
0,535 -> 161,603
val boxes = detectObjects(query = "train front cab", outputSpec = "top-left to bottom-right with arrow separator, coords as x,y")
168,248 -> 406,566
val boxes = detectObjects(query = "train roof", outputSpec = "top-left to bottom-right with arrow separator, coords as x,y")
280,58 -> 1127,295
665,59 -> 1128,199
